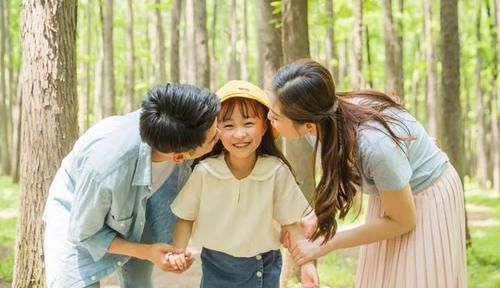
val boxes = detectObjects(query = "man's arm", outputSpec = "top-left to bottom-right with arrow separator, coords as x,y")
108,237 -> 183,272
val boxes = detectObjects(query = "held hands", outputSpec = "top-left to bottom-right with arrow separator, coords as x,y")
300,262 -> 319,288
163,248 -> 194,273
145,243 -> 194,273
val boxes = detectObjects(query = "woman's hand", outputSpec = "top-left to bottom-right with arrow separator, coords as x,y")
291,238 -> 329,266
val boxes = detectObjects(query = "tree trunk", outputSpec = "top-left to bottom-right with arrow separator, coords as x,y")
11,71 -> 22,183
241,0 -> 249,81
257,0 -> 283,90
102,0 -> 115,117
227,0 -> 241,80
325,0 -> 339,84
185,0 -> 196,84
440,0 -> 464,180
209,0 -> 218,89
352,0 -> 364,90
13,1 -> 78,287
475,3 -> 488,189
0,0 -> 11,176
154,0 -> 166,84
124,0 -> 135,113
440,0 -> 470,246
365,24 -> 374,88
170,0 -> 182,83
194,0 -> 210,87
281,1 -> 314,286
487,0 -> 500,193
424,0 -> 439,138
382,0 -> 403,98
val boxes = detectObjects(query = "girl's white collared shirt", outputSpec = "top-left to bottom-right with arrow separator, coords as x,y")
171,154 -> 310,257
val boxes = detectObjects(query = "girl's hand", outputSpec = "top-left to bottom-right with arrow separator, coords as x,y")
291,238 -> 328,266
162,248 -> 194,273
300,262 -> 319,288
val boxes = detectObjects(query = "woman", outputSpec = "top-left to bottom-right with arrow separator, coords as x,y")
268,59 -> 466,287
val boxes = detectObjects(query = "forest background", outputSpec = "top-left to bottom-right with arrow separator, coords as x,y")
0,0 -> 499,287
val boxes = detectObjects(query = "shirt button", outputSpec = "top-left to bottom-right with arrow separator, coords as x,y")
117,261 -> 122,266
91,276 -> 96,281
256,271 -> 263,278
256,255 -> 262,260
120,223 -> 125,227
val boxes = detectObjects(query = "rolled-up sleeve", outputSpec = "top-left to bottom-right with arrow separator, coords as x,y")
68,168 -> 116,262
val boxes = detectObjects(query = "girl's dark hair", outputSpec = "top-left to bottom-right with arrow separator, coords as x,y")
199,98 -> 295,176
271,59 -> 412,243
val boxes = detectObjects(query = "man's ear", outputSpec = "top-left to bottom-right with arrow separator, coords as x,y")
172,153 -> 185,163
304,122 -> 317,134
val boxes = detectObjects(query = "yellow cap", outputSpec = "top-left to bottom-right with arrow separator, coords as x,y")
216,80 -> 279,138
216,80 -> 272,109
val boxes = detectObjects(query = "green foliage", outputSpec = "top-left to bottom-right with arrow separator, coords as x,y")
0,177 -> 19,282
466,192 -> 500,287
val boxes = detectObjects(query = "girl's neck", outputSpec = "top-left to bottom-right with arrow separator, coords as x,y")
224,152 -> 258,180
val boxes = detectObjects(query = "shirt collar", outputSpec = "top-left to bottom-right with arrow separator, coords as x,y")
200,154 -> 283,181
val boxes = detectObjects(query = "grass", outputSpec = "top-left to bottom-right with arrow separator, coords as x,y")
0,176 -> 18,281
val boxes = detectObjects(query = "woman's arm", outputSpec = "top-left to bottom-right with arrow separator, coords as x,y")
291,184 -> 416,265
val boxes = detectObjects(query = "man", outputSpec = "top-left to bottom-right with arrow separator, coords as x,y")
43,84 -> 220,288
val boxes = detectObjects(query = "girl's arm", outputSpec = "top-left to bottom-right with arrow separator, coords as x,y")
165,218 -> 194,271
291,184 -> 417,265
283,223 -> 320,288
172,218 -> 194,249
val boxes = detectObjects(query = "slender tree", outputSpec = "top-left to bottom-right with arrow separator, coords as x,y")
0,0 -> 11,176
440,0 -> 464,180
194,0 -> 210,87
241,0 -> 249,81
424,0 -> 439,137
486,0 -> 500,193
124,0 -> 135,113
257,0 -> 283,90
365,24 -> 374,88
170,0 -> 182,83
475,3 -> 488,188
227,0 -> 241,80
281,1 -> 314,286
209,0 -> 218,89
13,0 -> 78,286
154,0 -> 166,84
383,0 -> 404,98
102,0 -> 115,116
325,0 -> 339,83
352,0 -> 364,89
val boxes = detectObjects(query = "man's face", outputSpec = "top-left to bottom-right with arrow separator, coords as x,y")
181,119 -> 220,160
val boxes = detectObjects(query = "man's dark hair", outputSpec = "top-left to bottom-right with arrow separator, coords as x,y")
140,84 -> 220,153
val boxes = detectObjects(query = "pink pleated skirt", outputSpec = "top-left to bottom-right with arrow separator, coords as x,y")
355,163 -> 467,288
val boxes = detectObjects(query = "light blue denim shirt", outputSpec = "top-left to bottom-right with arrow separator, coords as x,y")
43,110 -> 191,288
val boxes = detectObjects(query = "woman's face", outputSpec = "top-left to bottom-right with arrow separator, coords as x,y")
267,93 -> 309,139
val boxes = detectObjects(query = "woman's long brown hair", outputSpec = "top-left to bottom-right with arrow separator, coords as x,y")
271,59 -> 412,243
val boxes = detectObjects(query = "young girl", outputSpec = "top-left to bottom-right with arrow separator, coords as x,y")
269,59 -> 467,287
167,80 -> 319,288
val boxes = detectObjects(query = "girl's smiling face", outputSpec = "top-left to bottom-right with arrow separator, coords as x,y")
218,98 -> 267,161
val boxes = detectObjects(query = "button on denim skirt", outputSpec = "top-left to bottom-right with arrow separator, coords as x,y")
200,247 -> 282,288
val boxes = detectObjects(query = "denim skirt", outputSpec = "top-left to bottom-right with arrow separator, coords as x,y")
200,247 -> 282,288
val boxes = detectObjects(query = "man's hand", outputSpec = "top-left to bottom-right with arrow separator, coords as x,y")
145,243 -> 194,273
